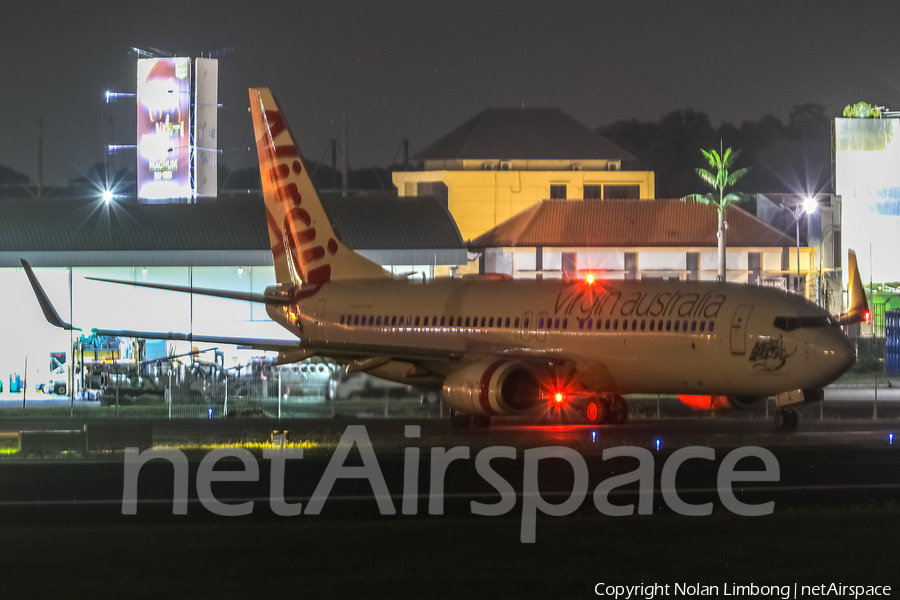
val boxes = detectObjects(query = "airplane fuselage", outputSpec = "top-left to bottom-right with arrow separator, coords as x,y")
268,277 -> 855,397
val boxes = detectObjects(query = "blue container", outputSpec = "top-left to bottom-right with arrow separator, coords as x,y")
887,310 -> 900,374
9,374 -> 21,394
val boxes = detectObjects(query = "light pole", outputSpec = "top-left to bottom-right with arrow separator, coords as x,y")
783,197 -> 818,297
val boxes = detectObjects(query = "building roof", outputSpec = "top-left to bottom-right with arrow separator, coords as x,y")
0,194 -> 465,267
321,195 -> 464,250
414,107 -> 636,162
0,197 -> 268,252
470,199 -> 796,249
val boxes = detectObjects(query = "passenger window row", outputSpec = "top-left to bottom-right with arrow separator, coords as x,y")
578,318 -> 715,333
336,313 -> 714,334
338,314 -> 542,329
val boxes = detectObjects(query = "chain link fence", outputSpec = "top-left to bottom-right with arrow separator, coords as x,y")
80,362 -> 443,420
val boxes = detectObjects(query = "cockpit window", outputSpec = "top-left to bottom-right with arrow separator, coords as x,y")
773,315 -> 837,331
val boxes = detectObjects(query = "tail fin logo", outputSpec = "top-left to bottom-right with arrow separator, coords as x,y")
250,88 -> 390,285
251,97 -> 338,286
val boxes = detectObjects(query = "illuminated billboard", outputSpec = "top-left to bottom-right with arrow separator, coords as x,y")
834,118 -> 900,285
137,57 -> 192,202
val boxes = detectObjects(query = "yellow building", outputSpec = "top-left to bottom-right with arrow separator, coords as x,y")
393,107 -> 654,241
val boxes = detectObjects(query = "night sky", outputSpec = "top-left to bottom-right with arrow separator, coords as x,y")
5,0 -> 900,184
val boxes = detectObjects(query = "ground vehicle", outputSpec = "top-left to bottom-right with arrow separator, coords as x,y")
44,365 -> 68,395
327,372 -> 418,401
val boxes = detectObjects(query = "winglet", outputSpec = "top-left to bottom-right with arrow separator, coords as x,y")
836,249 -> 871,325
20,259 -> 78,331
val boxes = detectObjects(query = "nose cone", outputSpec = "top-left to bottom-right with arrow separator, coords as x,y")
816,330 -> 856,381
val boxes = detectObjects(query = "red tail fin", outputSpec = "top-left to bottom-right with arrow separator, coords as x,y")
249,88 -> 388,286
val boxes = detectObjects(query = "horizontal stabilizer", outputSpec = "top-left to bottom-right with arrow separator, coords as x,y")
85,277 -> 292,305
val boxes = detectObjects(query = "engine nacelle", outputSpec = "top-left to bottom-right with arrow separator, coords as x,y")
442,360 -> 543,416
678,394 -> 768,411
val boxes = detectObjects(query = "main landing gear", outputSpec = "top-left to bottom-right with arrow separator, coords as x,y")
582,395 -> 628,425
449,408 -> 473,429
449,394 -> 631,429
449,409 -> 494,429
774,407 -> 799,432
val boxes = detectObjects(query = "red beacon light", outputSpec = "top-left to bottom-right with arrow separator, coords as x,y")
585,273 -> 595,285
865,310 -> 871,323
555,393 -> 564,403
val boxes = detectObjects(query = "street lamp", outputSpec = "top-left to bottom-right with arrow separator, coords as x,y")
783,198 -> 818,296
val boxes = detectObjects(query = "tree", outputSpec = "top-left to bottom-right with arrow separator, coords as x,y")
684,147 -> 750,281
0,164 -> 31,185
598,109 -> 716,198
598,103 -> 832,197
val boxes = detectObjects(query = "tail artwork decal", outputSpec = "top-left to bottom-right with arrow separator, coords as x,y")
249,88 -> 388,286
837,249 -> 870,325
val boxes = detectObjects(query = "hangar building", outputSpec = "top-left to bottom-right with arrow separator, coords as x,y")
0,194 -> 466,392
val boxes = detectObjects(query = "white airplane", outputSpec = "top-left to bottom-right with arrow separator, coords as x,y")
22,88 -> 869,432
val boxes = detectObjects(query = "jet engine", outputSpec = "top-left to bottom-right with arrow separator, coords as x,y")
678,394 -> 768,411
442,360 -> 543,416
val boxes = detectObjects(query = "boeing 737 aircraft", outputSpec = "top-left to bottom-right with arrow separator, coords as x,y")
22,88 -> 869,431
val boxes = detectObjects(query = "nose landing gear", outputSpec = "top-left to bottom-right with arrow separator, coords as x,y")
772,389 -> 814,432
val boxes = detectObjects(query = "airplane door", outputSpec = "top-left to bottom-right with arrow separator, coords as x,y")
535,311 -> 548,342
730,304 -> 753,355
521,311 -> 533,341
313,300 -> 327,341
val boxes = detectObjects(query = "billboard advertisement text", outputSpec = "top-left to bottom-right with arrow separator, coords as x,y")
137,58 -> 192,202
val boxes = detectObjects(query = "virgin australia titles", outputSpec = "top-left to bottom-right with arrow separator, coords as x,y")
122,425 -> 779,543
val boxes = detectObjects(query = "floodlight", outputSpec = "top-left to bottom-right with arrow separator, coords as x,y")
803,196 -> 817,214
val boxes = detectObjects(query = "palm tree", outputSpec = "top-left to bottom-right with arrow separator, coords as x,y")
684,146 -> 750,281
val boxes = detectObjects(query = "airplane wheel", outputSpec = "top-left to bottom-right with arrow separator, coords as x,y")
472,416 -> 493,428
584,398 -> 608,424
775,408 -> 798,432
787,409 -> 799,430
774,410 -> 785,430
611,396 -> 628,424
449,408 -> 473,429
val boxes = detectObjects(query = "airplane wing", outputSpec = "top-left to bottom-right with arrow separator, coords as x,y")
21,259 -> 76,330
86,326 -> 462,362
22,259 -> 458,359
22,259 -> 575,371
